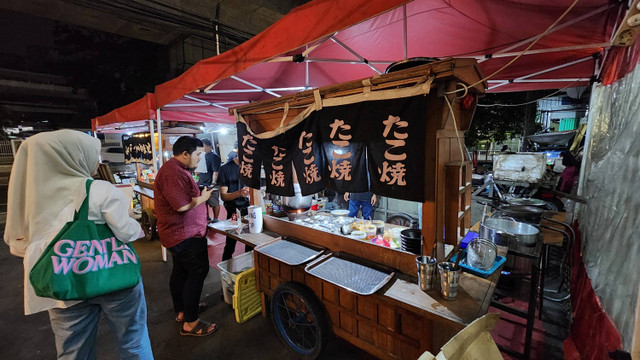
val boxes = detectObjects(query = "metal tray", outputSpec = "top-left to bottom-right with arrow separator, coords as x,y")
254,238 -> 324,266
305,254 -> 394,296
450,249 -> 507,278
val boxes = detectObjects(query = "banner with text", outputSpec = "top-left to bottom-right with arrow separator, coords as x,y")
236,95 -> 427,201
122,134 -> 153,165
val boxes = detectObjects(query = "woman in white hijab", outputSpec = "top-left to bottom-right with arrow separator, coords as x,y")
4,130 -> 153,359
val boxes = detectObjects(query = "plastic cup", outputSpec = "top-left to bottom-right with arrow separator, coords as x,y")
372,220 -> 385,235
416,256 -> 437,291
438,262 -> 461,300
248,205 -> 263,233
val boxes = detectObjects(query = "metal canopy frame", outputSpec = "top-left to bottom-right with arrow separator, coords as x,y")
163,2 -> 616,113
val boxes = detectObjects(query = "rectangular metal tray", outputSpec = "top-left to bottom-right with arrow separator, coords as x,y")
254,238 -> 324,266
305,254 -> 394,296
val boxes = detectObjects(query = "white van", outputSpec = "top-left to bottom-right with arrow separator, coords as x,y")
101,146 -> 125,163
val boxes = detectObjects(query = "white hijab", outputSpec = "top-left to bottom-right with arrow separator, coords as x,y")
4,130 -> 100,257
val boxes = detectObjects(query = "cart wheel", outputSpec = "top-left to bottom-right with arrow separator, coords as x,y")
140,208 -> 157,240
386,213 -> 415,228
271,282 -> 327,360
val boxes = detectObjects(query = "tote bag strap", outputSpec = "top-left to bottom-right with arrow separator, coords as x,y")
74,179 -> 93,221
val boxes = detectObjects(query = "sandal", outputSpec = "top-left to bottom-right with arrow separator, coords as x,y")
175,302 -> 208,322
180,320 -> 217,337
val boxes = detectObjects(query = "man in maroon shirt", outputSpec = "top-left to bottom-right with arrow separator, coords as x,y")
154,136 -> 217,337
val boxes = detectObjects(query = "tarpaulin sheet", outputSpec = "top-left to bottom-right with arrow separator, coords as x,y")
577,59 -> 640,351
564,224 -> 623,360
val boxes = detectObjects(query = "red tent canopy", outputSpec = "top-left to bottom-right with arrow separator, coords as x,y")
154,0 -> 622,116
97,0 -> 639,130
92,93 -> 156,132
92,93 -> 235,133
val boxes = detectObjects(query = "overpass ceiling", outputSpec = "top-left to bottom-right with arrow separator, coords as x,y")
0,0 -> 308,46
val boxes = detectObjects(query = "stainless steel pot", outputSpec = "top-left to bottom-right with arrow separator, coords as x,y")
479,218 -> 539,247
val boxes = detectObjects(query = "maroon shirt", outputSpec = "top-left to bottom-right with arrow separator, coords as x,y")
154,158 -> 207,248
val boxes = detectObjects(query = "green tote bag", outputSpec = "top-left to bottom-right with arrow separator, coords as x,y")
29,179 -> 141,300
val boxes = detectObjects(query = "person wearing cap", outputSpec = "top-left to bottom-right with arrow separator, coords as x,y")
218,149 -> 251,261
197,139 -> 222,222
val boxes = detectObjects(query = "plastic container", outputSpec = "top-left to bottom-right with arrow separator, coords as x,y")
372,220 -> 385,235
365,225 -> 377,240
217,251 -> 254,305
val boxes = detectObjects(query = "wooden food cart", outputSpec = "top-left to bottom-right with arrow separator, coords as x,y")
218,58 -> 495,359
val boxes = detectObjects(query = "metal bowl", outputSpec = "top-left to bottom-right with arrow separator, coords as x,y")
284,207 -> 310,221
331,209 -> 349,216
466,238 -> 497,271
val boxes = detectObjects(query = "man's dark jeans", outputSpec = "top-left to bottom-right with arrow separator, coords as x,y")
222,205 -> 250,261
168,237 -> 209,322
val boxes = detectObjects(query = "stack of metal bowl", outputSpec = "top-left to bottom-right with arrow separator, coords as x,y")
400,229 -> 423,255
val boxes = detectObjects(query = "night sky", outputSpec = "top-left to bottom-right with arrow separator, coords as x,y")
0,9 -> 167,129
0,11 -> 55,58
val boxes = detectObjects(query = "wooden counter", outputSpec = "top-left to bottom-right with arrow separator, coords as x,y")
208,220 -> 277,248
209,216 -> 502,359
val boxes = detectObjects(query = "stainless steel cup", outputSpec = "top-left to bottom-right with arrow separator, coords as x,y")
416,256 -> 437,291
438,262 -> 461,300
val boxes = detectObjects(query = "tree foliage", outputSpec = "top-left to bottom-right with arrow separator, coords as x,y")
466,91 -> 544,149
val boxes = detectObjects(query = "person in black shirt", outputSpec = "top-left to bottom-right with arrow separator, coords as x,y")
197,139 -> 222,222
218,150 -> 251,261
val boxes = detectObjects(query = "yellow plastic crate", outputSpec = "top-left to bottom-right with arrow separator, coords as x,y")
232,268 -> 262,324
